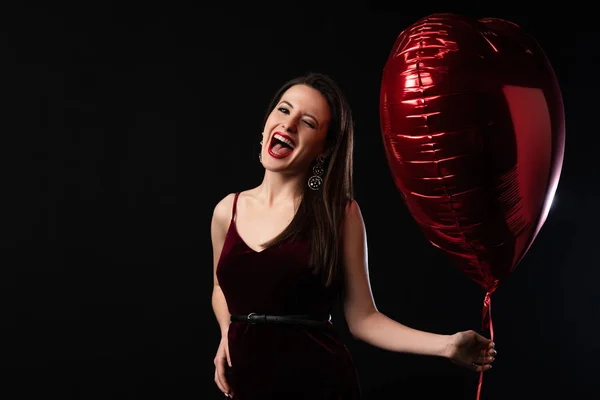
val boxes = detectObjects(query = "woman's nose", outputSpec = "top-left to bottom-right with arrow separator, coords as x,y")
282,118 -> 298,133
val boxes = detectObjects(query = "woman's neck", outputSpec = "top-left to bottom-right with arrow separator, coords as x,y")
255,170 -> 305,207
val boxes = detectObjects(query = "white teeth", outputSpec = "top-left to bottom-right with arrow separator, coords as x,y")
274,133 -> 295,149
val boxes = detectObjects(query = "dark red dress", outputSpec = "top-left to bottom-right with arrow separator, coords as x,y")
216,192 -> 361,399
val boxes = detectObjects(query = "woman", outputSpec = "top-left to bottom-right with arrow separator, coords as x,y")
211,72 -> 496,399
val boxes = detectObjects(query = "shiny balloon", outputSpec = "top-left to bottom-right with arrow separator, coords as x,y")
380,14 -> 565,296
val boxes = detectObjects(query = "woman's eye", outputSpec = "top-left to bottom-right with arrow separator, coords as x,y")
278,107 -> 315,128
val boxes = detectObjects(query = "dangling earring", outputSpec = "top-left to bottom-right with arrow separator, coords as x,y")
259,132 -> 264,162
308,156 -> 325,190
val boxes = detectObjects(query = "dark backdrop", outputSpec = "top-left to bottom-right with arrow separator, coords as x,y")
3,3 -> 597,399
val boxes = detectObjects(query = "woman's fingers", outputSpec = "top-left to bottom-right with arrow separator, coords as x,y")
214,357 -> 231,395
471,362 -> 493,372
480,347 -> 497,358
214,368 -> 226,394
474,354 -> 495,364
226,345 -> 232,367
469,344 -> 496,372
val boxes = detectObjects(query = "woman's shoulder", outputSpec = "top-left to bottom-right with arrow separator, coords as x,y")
344,196 -> 360,216
212,189 -> 256,223
342,197 -> 365,229
212,192 -> 237,226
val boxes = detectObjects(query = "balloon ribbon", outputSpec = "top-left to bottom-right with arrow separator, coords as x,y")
476,291 -> 494,400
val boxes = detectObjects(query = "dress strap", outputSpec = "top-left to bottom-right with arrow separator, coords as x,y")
231,192 -> 240,221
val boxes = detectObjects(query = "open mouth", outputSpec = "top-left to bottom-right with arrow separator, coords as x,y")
268,132 -> 296,159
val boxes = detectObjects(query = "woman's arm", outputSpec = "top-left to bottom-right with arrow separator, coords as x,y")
211,194 -> 237,397
341,200 -> 451,358
211,193 -> 236,338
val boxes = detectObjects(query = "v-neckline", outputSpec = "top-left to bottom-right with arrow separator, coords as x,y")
232,220 -> 276,254
231,191 -> 298,254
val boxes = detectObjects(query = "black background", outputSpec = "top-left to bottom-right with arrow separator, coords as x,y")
3,3 -> 598,399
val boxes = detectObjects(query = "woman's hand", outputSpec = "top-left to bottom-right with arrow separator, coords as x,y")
445,330 -> 496,372
214,336 -> 233,397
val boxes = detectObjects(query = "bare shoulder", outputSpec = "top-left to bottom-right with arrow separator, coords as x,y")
344,198 -> 364,225
212,192 -> 237,233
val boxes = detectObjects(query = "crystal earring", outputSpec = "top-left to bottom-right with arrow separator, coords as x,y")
308,156 -> 325,190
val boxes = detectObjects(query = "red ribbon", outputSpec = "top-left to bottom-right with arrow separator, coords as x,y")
476,291 -> 494,400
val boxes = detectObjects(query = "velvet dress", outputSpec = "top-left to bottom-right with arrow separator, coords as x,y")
216,192 -> 361,399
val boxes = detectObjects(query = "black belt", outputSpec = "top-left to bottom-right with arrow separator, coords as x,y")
230,313 -> 331,328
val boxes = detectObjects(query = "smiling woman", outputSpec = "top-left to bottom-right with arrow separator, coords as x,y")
255,76 -> 352,286
265,96 -> 322,160
210,72 -> 496,399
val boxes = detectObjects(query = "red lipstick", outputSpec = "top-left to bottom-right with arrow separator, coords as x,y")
268,131 -> 296,159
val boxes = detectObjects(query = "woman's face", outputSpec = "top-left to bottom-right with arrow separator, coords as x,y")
261,84 -> 331,175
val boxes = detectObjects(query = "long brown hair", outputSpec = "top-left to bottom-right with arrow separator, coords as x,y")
262,72 -> 354,286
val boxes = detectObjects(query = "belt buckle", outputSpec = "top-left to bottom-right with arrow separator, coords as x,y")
247,312 -> 257,324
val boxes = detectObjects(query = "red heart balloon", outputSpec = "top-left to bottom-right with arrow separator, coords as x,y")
380,14 -> 565,397
380,13 -> 565,295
